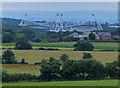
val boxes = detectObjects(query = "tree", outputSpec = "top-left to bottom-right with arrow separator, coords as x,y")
60,54 -> 69,62
105,63 -> 118,78
20,29 -> 35,40
2,50 -> 17,64
77,59 -> 105,80
40,57 -> 61,81
74,40 -> 94,51
82,53 -> 92,59
2,32 -> 13,43
61,60 -> 77,79
34,36 -> 41,42
15,40 -> 32,50
89,32 -> 96,40
14,33 -> 26,42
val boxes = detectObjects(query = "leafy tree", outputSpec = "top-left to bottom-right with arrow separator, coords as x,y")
60,54 -> 69,62
2,32 -> 13,43
61,60 -> 77,79
2,50 -> 17,64
77,59 -> 105,80
89,32 -> 96,40
82,53 -> 92,59
15,40 -> 32,50
34,36 -> 41,42
105,62 -> 118,78
20,29 -> 35,39
14,33 -> 26,42
74,40 -> 94,51
40,57 -> 61,81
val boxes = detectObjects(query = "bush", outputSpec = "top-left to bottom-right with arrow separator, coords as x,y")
74,40 -> 94,51
20,59 -> 28,64
2,70 -> 38,82
60,54 -> 69,62
15,40 -> 32,50
82,53 -> 92,59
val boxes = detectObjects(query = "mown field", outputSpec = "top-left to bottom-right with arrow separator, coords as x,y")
2,50 -> 118,64
2,80 -> 118,86
2,42 -> 119,50
2,42 -> 118,76
2,64 -> 40,75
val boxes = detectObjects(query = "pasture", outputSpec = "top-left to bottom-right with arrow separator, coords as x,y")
2,42 -> 119,50
2,80 -> 118,86
2,64 -> 40,75
2,50 -> 118,65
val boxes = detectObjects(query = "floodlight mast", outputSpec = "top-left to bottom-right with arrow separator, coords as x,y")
92,13 -> 103,30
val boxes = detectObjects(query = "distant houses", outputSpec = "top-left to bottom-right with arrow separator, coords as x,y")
68,31 -> 112,40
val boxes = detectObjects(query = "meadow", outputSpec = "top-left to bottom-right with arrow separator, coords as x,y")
2,42 -> 119,50
2,80 -> 118,86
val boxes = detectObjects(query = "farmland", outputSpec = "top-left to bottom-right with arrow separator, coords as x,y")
2,80 -> 118,86
2,50 -> 118,64
2,42 -> 119,50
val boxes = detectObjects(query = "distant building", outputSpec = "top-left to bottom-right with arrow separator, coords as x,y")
97,32 -> 111,40
68,32 -> 81,38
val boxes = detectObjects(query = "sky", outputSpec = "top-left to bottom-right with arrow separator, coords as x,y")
2,2 -> 118,11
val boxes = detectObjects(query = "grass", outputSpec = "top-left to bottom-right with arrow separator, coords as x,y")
2,80 -> 118,86
2,64 -> 40,75
2,42 -> 119,50
2,50 -> 118,65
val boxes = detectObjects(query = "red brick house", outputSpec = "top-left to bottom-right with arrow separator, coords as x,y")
97,32 -> 111,40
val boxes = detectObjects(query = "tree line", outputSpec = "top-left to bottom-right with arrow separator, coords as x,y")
2,50 -> 120,82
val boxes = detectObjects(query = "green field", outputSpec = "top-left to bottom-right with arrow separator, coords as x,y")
2,42 -> 119,50
2,80 -> 118,86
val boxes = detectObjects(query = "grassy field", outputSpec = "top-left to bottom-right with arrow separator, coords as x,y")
2,42 -> 119,50
2,50 -> 118,65
2,80 -> 118,86
2,64 -> 40,75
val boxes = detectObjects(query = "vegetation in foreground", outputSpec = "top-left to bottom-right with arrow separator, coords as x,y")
3,80 -> 118,86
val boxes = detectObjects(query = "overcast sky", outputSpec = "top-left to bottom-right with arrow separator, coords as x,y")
2,2 -> 118,11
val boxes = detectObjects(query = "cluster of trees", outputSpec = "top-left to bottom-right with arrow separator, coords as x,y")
39,56 -> 119,81
2,50 -> 28,64
2,51 -> 120,82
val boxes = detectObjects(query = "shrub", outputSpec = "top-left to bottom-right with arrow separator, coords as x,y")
82,53 -> 92,59
60,54 -> 69,62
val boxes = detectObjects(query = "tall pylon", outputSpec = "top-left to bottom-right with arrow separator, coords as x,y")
92,13 -> 103,30
55,13 -> 63,31
19,14 -> 29,26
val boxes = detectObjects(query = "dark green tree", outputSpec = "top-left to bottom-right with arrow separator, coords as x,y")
61,60 -> 77,79
105,63 -> 118,78
2,50 -> 17,64
77,59 -> 105,80
2,32 -> 13,43
15,40 -> 32,50
60,54 -> 69,62
34,36 -> 41,42
40,57 -> 61,81
89,32 -> 96,40
14,33 -> 26,42
82,53 -> 92,59
74,40 -> 94,51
